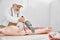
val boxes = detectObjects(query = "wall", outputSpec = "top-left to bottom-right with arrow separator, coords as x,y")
23,0 -> 51,27
50,0 -> 60,32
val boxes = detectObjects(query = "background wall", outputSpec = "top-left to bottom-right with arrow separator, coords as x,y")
50,0 -> 60,32
25,0 -> 51,27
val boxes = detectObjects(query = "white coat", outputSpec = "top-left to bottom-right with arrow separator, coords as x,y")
1,7 -> 25,28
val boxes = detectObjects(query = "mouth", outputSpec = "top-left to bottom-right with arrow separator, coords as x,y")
16,9 -> 19,11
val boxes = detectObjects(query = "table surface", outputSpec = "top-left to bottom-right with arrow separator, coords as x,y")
0,34 -> 50,40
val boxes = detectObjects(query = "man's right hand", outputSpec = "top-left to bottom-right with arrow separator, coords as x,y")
18,16 -> 25,23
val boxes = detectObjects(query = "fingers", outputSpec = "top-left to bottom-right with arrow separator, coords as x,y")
18,16 -> 25,22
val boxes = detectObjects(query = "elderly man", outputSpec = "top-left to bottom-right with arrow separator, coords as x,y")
8,4 -> 25,26
0,3 -> 35,33
9,3 -> 35,33
0,3 -> 25,27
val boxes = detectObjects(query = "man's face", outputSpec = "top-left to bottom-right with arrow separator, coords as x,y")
13,4 -> 22,11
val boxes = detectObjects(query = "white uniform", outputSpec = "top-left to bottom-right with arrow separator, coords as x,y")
3,8 -> 25,27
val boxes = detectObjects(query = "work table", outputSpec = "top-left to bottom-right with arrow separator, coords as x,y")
0,34 -> 49,40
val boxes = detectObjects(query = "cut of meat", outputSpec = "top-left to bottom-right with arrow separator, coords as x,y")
0,26 -> 51,36
1,26 -> 25,36
49,32 -> 60,40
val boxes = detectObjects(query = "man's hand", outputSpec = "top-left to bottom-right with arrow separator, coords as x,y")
18,16 -> 25,23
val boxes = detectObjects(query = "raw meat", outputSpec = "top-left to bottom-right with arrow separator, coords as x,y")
49,32 -> 60,40
0,26 -> 51,36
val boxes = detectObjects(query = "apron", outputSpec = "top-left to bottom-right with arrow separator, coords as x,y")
8,8 -> 19,26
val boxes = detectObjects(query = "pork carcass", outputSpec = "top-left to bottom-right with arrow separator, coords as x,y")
0,26 -> 25,36
0,26 -> 51,36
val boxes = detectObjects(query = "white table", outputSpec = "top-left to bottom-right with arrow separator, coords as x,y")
0,34 -> 49,40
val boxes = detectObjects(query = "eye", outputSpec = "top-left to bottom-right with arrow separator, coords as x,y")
16,5 -> 19,7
